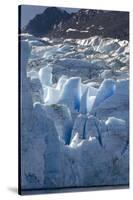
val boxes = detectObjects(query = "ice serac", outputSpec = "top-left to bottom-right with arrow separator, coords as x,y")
71,114 -> 87,141
80,86 -> 98,114
44,76 -> 67,104
106,117 -> 126,134
43,104 -> 73,145
33,103 -> 63,188
94,80 -> 129,121
20,41 -> 63,189
42,86 -> 48,100
80,88 -> 89,114
87,96 -> 96,113
20,40 -> 32,133
116,148 -> 129,185
66,137 -> 111,187
39,66 -> 53,86
70,132 -> 82,148
92,79 -> 116,110
56,75 -> 67,90
84,115 -> 106,146
21,103 -> 46,189
78,139 -> 110,186
20,40 -> 35,188
29,77 -> 44,103
102,117 -> 128,155
44,87 -> 60,104
20,41 -> 44,189
68,115 -> 128,186
22,103 -> 63,189
58,77 -> 81,112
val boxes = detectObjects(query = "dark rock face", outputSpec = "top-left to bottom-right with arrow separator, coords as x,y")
23,7 -> 129,40
52,9 -> 129,40
23,7 -> 71,37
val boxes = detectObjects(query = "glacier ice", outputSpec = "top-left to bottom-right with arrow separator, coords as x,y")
100,70 -> 113,79
57,44 -> 74,52
105,117 -> 126,133
58,77 -> 81,112
43,104 -> 73,145
71,114 -> 87,141
80,85 -> 98,113
80,88 -> 89,114
20,35 -> 129,190
54,58 -> 93,69
44,86 -> 60,104
102,117 -> 128,155
20,41 -> 45,189
93,79 -> 129,121
29,77 -> 44,103
81,83 -> 98,97
56,75 -> 67,90
92,79 -> 116,110
29,103 -> 62,189
39,65 -> 53,86
70,132 -> 82,148
85,115 -> 101,140
20,40 -> 33,133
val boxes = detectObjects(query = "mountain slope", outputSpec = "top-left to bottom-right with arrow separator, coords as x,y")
23,7 -> 71,37
52,9 -> 129,40
23,8 -> 129,40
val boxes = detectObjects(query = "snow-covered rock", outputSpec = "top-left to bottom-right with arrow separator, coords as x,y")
66,28 -> 78,32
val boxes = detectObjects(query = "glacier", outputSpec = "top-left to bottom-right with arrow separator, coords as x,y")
92,79 -> 116,109
20,34 -> 129,191
39,66 -> 53,86
58,77 -> 81,112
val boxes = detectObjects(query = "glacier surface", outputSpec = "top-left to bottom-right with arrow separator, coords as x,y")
20,34 -> 129,190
